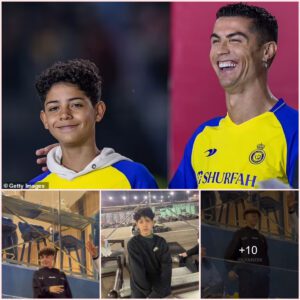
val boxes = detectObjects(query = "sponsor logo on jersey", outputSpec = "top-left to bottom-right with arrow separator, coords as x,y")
249,144 -> 266,165
205,148 -> 217,157
197,170 -> 257,187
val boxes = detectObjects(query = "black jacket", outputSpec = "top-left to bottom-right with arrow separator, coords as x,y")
32,267 -> 72,298
127,234 -> 172,298
224,226 -> 269,273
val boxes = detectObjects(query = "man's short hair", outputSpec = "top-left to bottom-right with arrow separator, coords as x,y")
35,59 -> 102,106
216,3 -> 278,44
133,207 -> 155,221
38,247 -> 56,258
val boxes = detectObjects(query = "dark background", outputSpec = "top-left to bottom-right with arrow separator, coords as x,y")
2,2 -> 169,187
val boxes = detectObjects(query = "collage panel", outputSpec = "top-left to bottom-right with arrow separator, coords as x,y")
1,0 -> 300,298
2,2 -> 169,189
2,190 -> 100,298
170,1 -> 298,190
201,191 -> 298,298
100,190 -> 199,298
2,2 -> 298,191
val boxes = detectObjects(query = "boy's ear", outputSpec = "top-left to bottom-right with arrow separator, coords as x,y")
40,110 -> 49,130
95,101 -> 106,122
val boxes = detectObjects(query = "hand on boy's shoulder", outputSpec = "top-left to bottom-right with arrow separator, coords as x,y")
36,143 -> 58,172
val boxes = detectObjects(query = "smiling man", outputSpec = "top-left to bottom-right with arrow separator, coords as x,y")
169,3 -> 298,189
29,59 -> 157,189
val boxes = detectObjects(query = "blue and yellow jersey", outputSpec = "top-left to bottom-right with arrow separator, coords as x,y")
169,99 -> 298,189
29,160 -> 158,189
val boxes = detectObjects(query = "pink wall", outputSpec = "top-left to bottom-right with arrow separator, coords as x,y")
170,2 -> 298,178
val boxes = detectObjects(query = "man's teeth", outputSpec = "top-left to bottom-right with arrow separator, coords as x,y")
219,61 -> 237,69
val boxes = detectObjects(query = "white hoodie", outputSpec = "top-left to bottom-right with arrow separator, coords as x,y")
47,146 -> 131,181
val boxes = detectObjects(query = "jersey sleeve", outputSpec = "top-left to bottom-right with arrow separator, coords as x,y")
273,103 -> 298,188
169,117 -> 223,189
168,134 -> 198,189
28,171 -> 51,187
112,161 -> 158,189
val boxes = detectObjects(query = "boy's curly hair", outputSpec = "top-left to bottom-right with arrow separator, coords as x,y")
35,59 -> 102,105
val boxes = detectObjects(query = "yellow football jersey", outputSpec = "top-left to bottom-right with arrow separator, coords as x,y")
29,161 -> 158,189
170,99 -> 298,189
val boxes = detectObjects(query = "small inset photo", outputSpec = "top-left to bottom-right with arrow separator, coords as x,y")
101,190 -> 199,298
2,190 -> 100,298
201,191 -> 298,298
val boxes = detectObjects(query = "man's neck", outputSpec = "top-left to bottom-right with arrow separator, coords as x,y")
60,141 -> 100,172
225,81 -> 277,124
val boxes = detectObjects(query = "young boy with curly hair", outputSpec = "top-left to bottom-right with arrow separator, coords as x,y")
29,59 -> 157,189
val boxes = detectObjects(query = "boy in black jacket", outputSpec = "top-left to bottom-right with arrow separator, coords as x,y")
224,208 -> 269,298
127,207 -> 172,298
32,247 -> 72,298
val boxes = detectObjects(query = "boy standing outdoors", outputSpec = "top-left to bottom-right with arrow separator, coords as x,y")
127,207 -> 172,298
29,59 -> 158,189
32,247 -> 72,298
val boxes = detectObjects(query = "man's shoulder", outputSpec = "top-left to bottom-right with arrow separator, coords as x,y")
272,99 -> 298,128
274,99 -> 298,114
193,116 -> 224,136
187,116 -> 225,145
